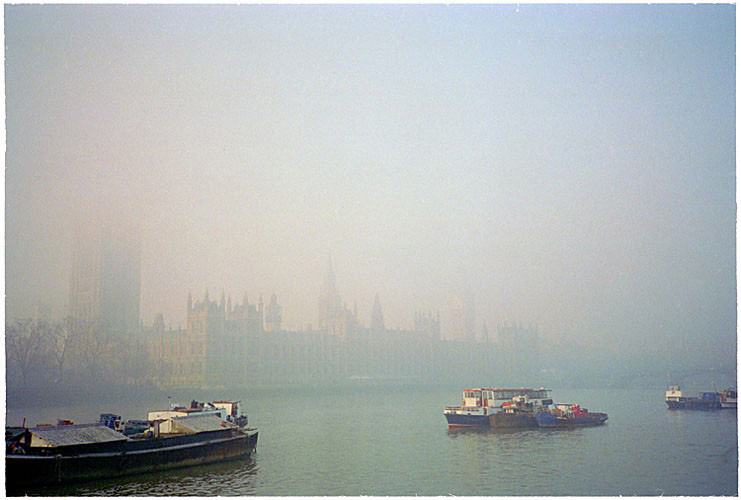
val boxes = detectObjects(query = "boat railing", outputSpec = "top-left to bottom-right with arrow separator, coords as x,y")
444,405 -> 482,413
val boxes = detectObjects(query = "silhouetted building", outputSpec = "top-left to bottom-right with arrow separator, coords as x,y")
446,295 -> 465,341
414,310 -> 441,341
264,293 -> 282,332
148,291 -> 263,388
317,257 -> 357,340
481,321 -> 490,343
69,215 -> 141,335
464,290 -> 476,342
146,264 -> 541,388
498,323 -> 540,383
370,294 -> 385,333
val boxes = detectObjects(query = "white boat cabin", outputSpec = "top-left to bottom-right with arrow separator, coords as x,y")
665,386 -> 684,402
157,413 -> 236,434
460,387 -> 552,409
211,401 -> 243,420
147,400 -> 241,423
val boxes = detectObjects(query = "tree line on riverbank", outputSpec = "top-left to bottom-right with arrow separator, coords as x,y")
6,318 -> 150,395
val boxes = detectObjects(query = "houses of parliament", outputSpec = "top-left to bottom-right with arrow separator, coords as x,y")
144,258 -> 540,388
146,259 -> 448,388
68,220 -> 540,389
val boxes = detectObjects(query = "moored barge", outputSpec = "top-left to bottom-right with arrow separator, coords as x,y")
719,388 -> 737,409
6,403 -> 257,488
443,387 -> 553,429
534,403 -> 608,428
665,386 -> 732,410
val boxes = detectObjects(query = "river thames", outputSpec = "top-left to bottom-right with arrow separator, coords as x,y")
6,384 -> 738,496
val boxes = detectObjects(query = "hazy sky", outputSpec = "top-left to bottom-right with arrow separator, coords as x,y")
5,4 -> 736,363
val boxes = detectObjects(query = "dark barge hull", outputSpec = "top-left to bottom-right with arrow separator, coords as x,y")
445,412 -> 536,429
6,431 -> 258,487
444,413 -> 489,428
535,412 -> 608,428
488,412 -> 536,428
666,399 -> 721,410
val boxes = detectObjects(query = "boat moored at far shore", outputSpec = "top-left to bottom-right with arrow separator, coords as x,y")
719,388 -> 737,409
665,386 -> 737,410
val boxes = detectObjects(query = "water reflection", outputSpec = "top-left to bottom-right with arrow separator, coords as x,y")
8,456 -> 259,497
447,424 -> 595,437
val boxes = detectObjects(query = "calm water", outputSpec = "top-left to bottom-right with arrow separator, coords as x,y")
6,385 -> 738,496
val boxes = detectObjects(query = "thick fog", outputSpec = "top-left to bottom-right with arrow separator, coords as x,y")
5,5 -> 736,388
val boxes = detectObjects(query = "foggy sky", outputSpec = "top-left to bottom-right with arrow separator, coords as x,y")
5,5 -> 736,366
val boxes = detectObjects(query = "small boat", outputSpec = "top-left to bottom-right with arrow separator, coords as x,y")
719,388 -> 737,409
665,386 -> 722,410
443,387 -> 553,429
6,400 -> 258,488
534,403 -> 608,428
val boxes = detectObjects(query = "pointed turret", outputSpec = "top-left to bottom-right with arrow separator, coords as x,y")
318,255 -> 343,331
323,254 -> 337,292
371,294 -> 385,333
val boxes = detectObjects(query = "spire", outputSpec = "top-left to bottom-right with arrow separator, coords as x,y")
324,254 -> 336,290
187,291 -> 193,312
371,293 -> 385,333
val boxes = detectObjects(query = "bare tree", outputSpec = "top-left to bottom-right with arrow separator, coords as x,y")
76,323 -> 115,385
6,319 -> 51,387
116,337 -> 150,386
49,317 -> 79,384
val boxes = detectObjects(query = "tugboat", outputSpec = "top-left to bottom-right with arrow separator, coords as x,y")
6,399 -> 258,489
665,386 -> 722,410
443,387 -> 553,429
534,403 -> 608,428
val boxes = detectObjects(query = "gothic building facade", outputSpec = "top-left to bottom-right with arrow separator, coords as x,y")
317,257 -> 357,341
146,262 -> 540,388
147,291 -> 263,387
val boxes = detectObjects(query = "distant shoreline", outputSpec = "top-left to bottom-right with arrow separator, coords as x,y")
8,374 -> 730,411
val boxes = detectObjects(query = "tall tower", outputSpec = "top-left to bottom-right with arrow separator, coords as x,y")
370,294 -> 385,333
317,256 -> 356,340
318,256 -> 343,332
446,295 -> 465,341
464,289 -> 476,342
69,214 -> 141,335
264,293 -> 282,332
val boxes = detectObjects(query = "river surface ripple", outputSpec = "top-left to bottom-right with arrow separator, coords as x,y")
6,385 -> 738,496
